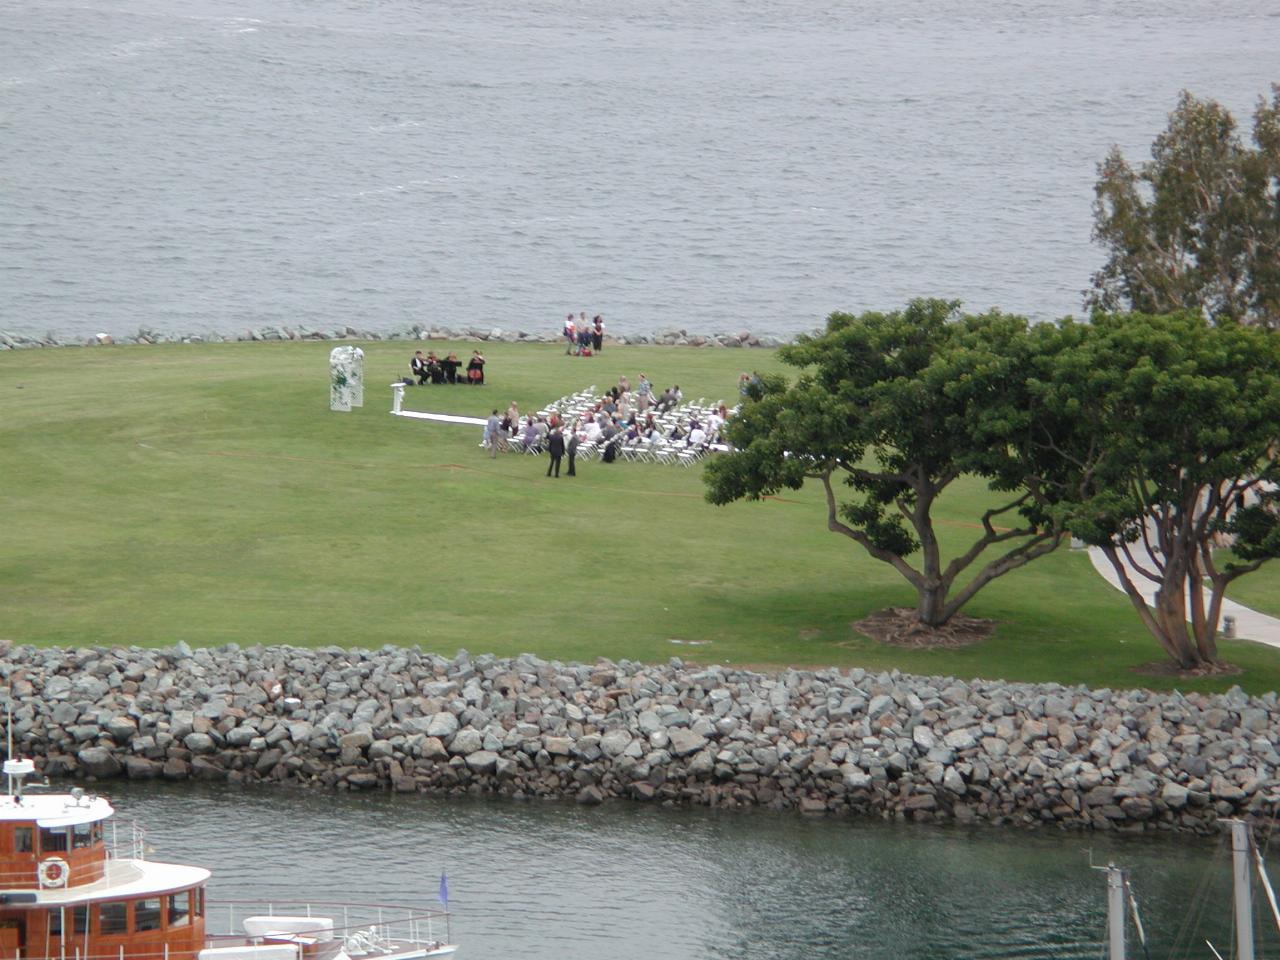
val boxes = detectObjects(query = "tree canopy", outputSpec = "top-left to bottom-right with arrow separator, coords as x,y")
1034,312 -> 1280,669
704,300 -> 1074,629
1088,86 -> 1280,327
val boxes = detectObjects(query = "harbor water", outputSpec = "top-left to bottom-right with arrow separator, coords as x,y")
110,782 -> 1259,960
3,0 -> 1280,340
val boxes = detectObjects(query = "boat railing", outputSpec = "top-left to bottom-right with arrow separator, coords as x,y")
106,817 -> 149,862
0,819 -> 146,889
20,949 -> 201,960
207,899 -> 452,950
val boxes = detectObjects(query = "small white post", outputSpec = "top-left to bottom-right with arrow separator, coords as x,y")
391,382 -> 405,415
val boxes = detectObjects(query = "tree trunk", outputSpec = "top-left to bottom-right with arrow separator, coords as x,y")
1152,581 -> 1202,670
1188,557 -> 1221,663
1102,545 -> 1206,670
916,582 -> 949,627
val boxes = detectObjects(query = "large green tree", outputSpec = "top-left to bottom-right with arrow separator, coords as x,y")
1034,313 -> 1280,669
1088,86 -> 1280,327
704,300 -> 1073,628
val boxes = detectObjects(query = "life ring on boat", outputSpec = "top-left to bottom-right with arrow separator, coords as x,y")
38,857 -> 69,888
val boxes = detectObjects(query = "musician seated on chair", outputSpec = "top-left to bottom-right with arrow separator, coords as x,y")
426,351 -> 446,384
410,351 -> 430,385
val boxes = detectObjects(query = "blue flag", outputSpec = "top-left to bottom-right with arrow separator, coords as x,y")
438,871 -> 449,909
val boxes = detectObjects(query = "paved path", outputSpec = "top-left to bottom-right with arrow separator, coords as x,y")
1087,546 -> 1280,649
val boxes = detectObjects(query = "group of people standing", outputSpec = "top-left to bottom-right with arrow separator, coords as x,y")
563,312 -> 604,355
411,349 -> 485,385
482,406 -> 578,477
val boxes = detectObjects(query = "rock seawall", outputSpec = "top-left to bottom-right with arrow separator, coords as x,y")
0,325 -> 788,350
3,641 -> 1277,833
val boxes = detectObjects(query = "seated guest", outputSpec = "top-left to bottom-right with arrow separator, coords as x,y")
584,419 -> 603,442
534,417 -> 550,447
687,424 -> 708,448
522,417 -> 541,451
410,351 -> 430,385
467,350 -> 485,384
669,422 -> 685,442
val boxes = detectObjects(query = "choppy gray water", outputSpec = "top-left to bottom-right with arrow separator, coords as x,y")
2,0 -> 1279,340
106,782 -> 1262,960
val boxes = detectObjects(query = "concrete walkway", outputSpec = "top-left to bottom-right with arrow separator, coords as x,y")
1087,546 -> 1280,650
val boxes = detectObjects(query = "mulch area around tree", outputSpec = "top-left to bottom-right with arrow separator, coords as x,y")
850,607 -> 996,649
1131,659 -> 1242,679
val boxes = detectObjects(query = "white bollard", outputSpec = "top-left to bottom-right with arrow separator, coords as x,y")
390,382 -> 405,415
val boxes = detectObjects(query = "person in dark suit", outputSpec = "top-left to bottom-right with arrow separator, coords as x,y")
546,428 -> 566,478
410,351 -> 430,384
566,431 -> 580,476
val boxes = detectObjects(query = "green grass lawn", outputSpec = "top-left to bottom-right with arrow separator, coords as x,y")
1222,554 -> 1280,618
3,339 -> 1278,695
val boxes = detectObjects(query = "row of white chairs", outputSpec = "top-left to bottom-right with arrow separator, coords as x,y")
494,386 -> 738,466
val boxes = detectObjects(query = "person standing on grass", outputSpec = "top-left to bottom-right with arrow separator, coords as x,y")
485,409 -> 501,458
567,428 -> 580,476
592,315 -> 604,353
637,373 -> 652,410
546,427 -> 565,477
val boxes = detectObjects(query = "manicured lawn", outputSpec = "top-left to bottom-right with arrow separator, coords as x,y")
2,339 -> 1278,694
1222,554 -> 1280,619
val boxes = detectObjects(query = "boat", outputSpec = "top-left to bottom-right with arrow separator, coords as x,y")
1098,818 -> 1280,959
0,756 -> 458,960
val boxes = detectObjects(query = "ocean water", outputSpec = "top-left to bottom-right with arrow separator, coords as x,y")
2,0 -> 1279,340
111,781 -> 1261,960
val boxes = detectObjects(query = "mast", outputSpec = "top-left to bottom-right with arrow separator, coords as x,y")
1229,819 -> 1254,960
1106,864 -> 1127,960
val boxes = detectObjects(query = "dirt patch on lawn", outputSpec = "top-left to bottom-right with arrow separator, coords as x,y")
1130,659 -> 1243,679
849,607 -> 996,649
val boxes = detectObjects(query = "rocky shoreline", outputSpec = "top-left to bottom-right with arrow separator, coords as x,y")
3,641 -> 1277,834
0,324 -> 788,350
